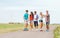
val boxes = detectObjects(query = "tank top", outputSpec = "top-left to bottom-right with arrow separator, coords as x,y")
39,15 -> 43,20
29,14 -> 34,21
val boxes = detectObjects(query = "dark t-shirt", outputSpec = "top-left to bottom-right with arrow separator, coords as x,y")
46,14 -> 50,22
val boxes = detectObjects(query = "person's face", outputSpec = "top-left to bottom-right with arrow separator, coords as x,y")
46,11 -> 48,14
40,12 -> 42,15
35,12 -> 36,14
34,11 -> 37,14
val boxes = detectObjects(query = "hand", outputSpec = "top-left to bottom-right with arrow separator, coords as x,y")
43,15 -> 46,17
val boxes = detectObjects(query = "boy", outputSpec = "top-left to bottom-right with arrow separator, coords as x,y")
23,10 -> 29,31
45,10 -> 50,32
34,11 -> 39,30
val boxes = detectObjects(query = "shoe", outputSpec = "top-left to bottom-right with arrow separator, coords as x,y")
46,30 -> 49,32
23,28 -> 29,31
40,29 -> 43,31
36,29 -> 39,31
40,30 -> 43,31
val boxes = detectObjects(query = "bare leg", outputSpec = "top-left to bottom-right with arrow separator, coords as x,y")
36,26 -> 38,29
30,22 -> 33,30
26,23 -> 28,28
40,22 -> 43,31
46,25 -> 49,30
40,22 -> 43,29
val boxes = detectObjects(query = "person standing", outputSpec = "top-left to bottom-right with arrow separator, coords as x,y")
45,10 -> 50,32
34,11 -> 39,30
29,11 -> 34,30
23,10 -> 29,31
39,12 -> 44,31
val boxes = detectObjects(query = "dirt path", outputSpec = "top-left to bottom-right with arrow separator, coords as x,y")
0,26 -> 56,38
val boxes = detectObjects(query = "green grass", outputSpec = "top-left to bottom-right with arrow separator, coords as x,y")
0,23 -> 60,36
0,24 -> 24,29
54,25 -> 60,38
0,23 -> 24,34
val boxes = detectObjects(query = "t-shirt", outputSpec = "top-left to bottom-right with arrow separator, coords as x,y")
34,14 -> 38,21
45,14 -> 50,22
24,13 -> 28,20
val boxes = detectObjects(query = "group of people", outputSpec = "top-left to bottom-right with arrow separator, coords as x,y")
23,10 -> 50,32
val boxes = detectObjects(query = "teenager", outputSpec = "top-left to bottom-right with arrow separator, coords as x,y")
23,10 -> 29,31
45,10 -> 50,32
39,12 -> 44,31
29,12 -> 34,30
34,11 -> 39,30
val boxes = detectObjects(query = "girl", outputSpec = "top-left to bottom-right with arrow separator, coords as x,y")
39,12 -> 44,31
29,12 -> 34,30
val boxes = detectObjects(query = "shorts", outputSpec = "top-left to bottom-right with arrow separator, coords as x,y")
30,20 -> 33,23
46,22 -> 50,25
24,20 -> 28,24
34,21 -> 38,27
39,20 -> 43,22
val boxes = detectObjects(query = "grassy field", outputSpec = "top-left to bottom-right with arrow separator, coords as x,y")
0,23 -> 24,34
54,25 -> 60,38
0,23 -> 60,38
0,23 -> 45,33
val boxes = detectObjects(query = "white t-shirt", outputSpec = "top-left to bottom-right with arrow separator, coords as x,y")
34,14 -> 38,21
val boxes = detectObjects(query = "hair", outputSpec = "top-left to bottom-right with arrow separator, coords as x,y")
40,12 -> 42,15
25,10 -> 28,12
31,12 -> 34,15
34,11 -> 37,14
30,11 -> 34,18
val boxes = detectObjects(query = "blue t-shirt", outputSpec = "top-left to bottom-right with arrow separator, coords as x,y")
24,13 -> 28,20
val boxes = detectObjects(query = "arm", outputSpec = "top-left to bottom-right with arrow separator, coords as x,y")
43,15 -> 46,17
28,15 -> 30,21
23,14 -> 25,20
49,15 -> 50,22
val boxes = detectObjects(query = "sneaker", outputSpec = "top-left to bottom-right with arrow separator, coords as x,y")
36,29 -> 39,31
40,29 -> 43,31
40,30 -> 43,31
23,28 -> 29,31
46,30 -> 49,32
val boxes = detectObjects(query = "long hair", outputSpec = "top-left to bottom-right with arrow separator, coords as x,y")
30,12 -> 34,18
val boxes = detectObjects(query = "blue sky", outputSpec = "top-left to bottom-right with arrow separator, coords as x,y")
0,0 -> 60,24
